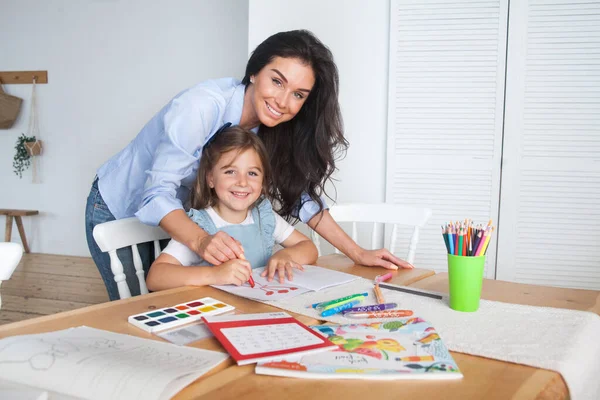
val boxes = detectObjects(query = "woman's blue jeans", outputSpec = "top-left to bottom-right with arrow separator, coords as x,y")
85,177 -> 164,301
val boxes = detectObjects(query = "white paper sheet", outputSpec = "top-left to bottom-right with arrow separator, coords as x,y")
286,265 -> 358,291
156,323 -> 213,346
0,326 -> 229,400
212,265 -> 358,301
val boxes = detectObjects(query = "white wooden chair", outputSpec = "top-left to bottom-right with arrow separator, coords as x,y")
93,217 -> 170,299
0,242 -> 23,310
312,203 -> 432,264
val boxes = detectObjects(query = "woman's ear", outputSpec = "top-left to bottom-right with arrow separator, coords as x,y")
207,172 -> 214,188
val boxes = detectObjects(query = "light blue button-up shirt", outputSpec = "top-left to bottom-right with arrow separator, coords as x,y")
97,78 -> 326,226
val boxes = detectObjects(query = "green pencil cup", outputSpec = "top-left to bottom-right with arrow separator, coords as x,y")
447,254 -> 486,312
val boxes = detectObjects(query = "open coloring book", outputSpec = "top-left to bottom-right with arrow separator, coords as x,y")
212,264 -> 358,301
256,317 -> 463,380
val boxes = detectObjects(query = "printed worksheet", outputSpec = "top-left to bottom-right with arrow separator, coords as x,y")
0,326 -> 228,400
221,323 -> 323,355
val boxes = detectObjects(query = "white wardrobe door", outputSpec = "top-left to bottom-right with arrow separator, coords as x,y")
387,0 -> 508,275
498,0 -> 600,289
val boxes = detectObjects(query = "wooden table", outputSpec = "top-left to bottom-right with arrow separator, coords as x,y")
0,285 -> 322,341
0,255 -> 435,398
412,272 -> 600,314
180,271 -> 599,400
1,209 -> 39,253
407,273 -> 600,400
315,253 -> 436,285
3,257 -> 595,399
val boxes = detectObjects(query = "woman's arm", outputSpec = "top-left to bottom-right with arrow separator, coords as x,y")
262,230 -> 318,283
146,252 -> 252,291
136,87 -> 244,264
160,209 -> 243,264
307,210 -> 413,270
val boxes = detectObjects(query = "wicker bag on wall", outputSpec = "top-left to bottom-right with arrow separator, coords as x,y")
0,81 -> 23,129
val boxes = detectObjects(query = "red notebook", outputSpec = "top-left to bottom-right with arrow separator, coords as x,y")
201,312 -> 337,365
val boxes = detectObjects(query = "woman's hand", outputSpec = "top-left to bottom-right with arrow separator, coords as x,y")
209,258 -> 252,286
195,231 -> 244,265
351,248 -> 414,270
261,252 -> 305,283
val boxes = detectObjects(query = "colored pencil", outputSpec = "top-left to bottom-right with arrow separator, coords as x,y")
443,220 -> 493,257
374,283 -> 386,304
481,227 -> 495,255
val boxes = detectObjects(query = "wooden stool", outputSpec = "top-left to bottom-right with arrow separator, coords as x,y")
1,209 -> 39,253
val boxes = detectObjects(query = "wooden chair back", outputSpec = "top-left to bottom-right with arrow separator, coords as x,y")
311,203 -> 432,264
93,217 -> 170,299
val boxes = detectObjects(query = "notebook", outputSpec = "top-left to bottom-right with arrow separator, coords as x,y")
255,317 -> 463,380
212,264 -> 359,301
201,312 -> 338,366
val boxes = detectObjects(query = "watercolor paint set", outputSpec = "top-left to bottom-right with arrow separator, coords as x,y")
128,297 -> 235,333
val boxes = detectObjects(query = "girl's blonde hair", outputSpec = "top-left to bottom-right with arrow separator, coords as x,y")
190,125 -> 272,210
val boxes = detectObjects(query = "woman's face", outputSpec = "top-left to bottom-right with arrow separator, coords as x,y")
247,57 -> 315,128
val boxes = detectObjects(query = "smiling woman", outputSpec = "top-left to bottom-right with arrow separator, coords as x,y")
245,57 -> 315,127
86,30 -> 413,301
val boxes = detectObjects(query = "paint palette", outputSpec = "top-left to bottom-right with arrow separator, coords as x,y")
128,297 -> 235,333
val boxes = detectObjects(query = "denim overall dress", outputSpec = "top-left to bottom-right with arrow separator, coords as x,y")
187,198 -> 276,269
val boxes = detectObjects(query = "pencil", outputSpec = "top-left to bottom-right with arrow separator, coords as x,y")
474,229 -> 488,256
472,230 -> 483,256
239,253 -> 254,288
374,283 -> 385,304
378,283 -> 443,300
454,227 -> 459,255
481,227 -> 494,255
442,225 -> 450,253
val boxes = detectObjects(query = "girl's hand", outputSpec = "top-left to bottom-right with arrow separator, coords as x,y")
351,248 -> 414,270
261,253 -> 305,283
196,231 -> 244,265
210,259 -> 252,286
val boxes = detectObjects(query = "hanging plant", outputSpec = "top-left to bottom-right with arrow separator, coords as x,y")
13,133 -> 38,178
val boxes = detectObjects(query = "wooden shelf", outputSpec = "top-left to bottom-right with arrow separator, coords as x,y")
0,71 -> 48,84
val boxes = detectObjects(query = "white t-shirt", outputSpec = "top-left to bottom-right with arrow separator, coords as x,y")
162,207 -> 295,266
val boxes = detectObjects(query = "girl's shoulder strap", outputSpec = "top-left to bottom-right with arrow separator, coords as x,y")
251,197 -> 276,250
187,208 -> 218,235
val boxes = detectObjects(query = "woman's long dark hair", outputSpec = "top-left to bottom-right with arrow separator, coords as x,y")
242,30 -> 348,224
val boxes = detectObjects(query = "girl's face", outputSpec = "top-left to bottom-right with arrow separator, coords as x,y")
242,57 -> 315,128
207,148 -> 264,223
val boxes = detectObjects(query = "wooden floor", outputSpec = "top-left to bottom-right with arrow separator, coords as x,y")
0,253 -> 109,325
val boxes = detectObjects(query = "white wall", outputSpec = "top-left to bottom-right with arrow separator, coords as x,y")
0,0 -> 249,256
249,0 -> 391,249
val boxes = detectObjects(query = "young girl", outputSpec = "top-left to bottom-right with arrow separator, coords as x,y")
145,125 -> 318,291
